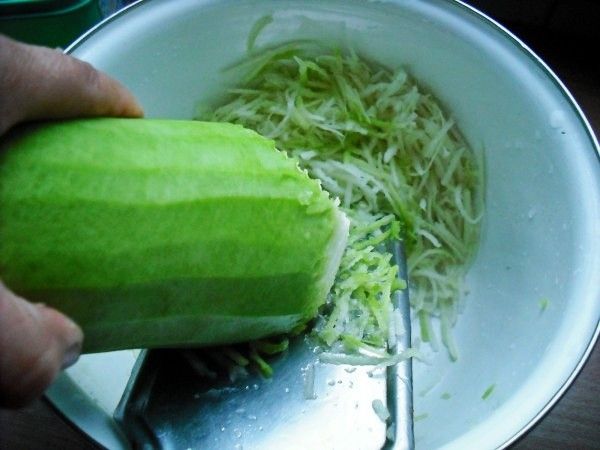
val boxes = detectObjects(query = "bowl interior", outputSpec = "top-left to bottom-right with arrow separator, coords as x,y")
69,0 -> 600,448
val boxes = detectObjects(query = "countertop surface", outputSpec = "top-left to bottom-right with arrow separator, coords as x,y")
0,6 -> 599,450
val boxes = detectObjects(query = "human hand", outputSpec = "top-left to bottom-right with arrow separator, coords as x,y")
0,34 -> 143,408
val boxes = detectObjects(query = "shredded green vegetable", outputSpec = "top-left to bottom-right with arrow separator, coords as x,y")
539,297 -> 550,312
246,14 -> 274,52
315,209 -> 403,356
482,383 -> 496,400
182,337 -> 290,380
201,42 -> 483,360
372,399 -> 391,422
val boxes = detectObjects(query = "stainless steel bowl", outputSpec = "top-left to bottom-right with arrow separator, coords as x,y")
49,1 -> 599,449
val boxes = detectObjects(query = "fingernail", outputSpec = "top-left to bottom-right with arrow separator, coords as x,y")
60,316 -> 83,370
34,303 -> 84,370
61,340 -> 82,370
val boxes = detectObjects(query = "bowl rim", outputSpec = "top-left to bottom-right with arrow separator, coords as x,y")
447,2 -> 599,448
60,0 -> 600,449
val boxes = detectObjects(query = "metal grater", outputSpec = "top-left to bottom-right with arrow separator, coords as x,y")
114,241 -> 413,450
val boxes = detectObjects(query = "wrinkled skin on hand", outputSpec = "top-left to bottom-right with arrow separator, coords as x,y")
0,34 -> 143,408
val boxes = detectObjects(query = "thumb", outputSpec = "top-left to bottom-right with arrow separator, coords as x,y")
0,34 -> 143,135
0,282 -> 83,408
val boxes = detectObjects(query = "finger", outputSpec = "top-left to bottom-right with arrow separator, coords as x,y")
0,35 -> 143,134
0,283 -> 83,408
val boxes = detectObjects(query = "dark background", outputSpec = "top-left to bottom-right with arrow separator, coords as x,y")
1,0 -> 599,449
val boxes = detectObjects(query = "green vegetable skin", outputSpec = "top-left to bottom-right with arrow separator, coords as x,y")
0,118 -> 349,353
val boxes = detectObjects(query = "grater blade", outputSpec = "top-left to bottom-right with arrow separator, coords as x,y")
115,241 -> 413,450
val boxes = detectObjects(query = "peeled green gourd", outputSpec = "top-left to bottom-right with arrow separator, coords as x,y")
0,119 -> 349,353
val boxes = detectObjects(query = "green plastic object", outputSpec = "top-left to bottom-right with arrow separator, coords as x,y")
0,0 -> 102,48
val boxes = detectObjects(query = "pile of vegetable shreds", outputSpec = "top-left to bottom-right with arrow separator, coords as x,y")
199,41 -> 483,367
